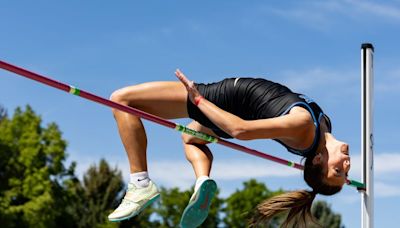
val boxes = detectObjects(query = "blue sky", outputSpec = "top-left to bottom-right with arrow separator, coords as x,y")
1,1 -> 399,227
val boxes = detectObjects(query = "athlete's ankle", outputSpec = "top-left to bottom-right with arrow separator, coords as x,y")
130,171 -> 150,188
194,176 -> 210,192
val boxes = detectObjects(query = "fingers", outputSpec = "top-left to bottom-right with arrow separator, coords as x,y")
175,69 -> 186,81
175,69 -> 201,102
175,69 -> 191,87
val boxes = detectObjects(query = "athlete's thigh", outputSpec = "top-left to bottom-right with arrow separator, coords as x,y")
112,81 -> 188,119
182,121 -> 218,145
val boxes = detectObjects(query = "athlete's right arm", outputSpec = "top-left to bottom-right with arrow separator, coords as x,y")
175,69 -> 313,141
196,98 -> 313,140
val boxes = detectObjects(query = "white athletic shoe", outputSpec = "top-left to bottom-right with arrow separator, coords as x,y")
108,180 -> 160,222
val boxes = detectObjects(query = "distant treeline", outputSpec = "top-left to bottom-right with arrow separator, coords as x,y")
0,105 -> 343,228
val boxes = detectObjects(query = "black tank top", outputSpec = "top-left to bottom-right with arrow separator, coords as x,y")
188,77 -> 332,157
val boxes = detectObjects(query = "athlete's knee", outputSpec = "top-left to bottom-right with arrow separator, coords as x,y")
182,137 -> 214,162
181,133 -> 193,144
181,133 -> 211,146
110,88 -> 126,103
181,133 -> 202,145
110,88 -> 131,115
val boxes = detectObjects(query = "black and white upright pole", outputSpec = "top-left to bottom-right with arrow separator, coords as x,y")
361,43 -> 374,228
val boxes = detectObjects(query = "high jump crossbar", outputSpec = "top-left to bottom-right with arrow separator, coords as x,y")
361,43 -> 374,228
0,59 -> 364,189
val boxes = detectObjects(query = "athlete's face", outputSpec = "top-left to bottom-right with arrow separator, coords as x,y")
314,136 -> 351,187
325,139 -> 351,187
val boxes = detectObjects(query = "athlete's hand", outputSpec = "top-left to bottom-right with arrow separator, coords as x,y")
175,69 -> 202,104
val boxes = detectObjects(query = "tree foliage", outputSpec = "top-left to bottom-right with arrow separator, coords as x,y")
76,159 -> 125,227
0,104 -> 6,121
311,201 -> 343,228
0,105 -> 75,227
87,159 -> 159,228
223,179 -> 285,228
0,105 -> 344,228
153,186 -> 223,228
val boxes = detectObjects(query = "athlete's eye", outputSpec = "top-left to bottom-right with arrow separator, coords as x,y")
334,168 -> 341,177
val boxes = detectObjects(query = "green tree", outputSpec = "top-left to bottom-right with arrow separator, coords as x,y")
0,104 -> 9,190
0,105 -> 345,228
0,105 -> 158,228
154,186 -> 223,227
0,105 -> 77,228
0,104 -> 6,121
72,158 -> 157,228
310,201 -> 343,228
73,159 -> 124,227
223,179 -> 285,228
154,187 -> 190,227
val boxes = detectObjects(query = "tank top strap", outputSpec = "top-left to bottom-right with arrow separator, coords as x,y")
274,94 -> 330,157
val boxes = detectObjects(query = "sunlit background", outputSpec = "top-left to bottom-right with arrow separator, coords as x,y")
1,1 -> 399,227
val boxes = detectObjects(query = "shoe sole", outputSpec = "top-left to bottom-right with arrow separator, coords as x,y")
180,179 -> 217,228
109,193 -> 160,222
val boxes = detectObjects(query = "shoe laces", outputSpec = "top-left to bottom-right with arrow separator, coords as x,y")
118,184 -> 138,208
120,198 -> 134,208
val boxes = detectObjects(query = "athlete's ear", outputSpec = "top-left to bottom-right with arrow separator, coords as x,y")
312,153 -> 323,165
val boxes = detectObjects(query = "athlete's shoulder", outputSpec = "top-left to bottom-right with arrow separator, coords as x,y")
288,106 -> 315,128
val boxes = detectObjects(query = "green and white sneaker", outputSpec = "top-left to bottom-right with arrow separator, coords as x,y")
180,179 -> 217,228
108,180 -> 160,222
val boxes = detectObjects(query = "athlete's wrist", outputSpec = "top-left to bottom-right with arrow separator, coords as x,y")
194,96 -> 203,106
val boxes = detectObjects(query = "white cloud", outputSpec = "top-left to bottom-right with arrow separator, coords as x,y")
70,149 -> 400,198
350,152 -> 400,178
281,67 -> 357,92
375,153 -> 400,174
148,160 -> 194,189
148,159 -> 300,190
376,68 -> 400,93
345,0 -> 400,21
335,192 -> 360,204
280,66 -> 400,103
266,0 -> 400,30
268,6 -> 333,31
348,152 -> 400,198
278,67 -> 360,107
148,152 -> 400,197
375,182 -> 400,197
211,161 -> 300,179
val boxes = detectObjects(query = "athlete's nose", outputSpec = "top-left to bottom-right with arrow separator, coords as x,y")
344,159 -> 351,172
341,143 -> 349,155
